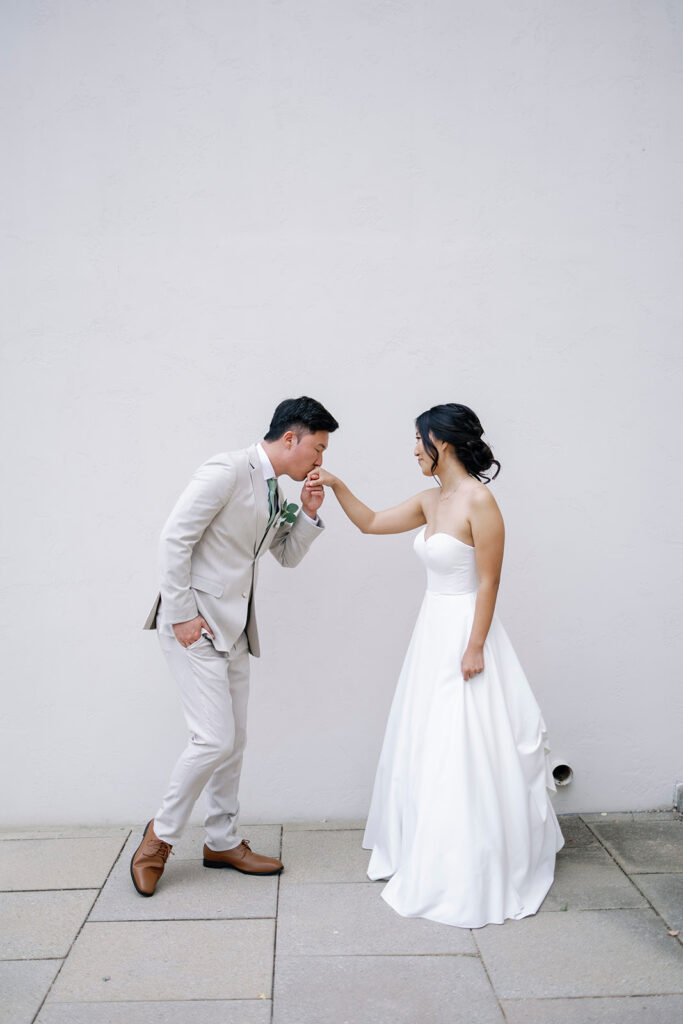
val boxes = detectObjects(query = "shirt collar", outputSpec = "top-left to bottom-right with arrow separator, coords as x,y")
256,443 -> 276,481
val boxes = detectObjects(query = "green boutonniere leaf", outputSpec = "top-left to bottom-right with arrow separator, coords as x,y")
279,501 -> 299,525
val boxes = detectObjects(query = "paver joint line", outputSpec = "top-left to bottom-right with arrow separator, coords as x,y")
268,828 -> 283,1024
472,926 -> 507,1022
86,920 -> 280,927
1,887 -> 102,894
272,951 -> 483,958
501,993 -> 682,1001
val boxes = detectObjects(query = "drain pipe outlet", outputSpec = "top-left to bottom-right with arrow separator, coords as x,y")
551,762 -> 574,787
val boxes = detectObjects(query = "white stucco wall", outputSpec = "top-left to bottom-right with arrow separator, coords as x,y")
1,0 -> 681,825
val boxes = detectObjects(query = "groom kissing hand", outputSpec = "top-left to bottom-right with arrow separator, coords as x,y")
301,472 -> 325,519
132,396 -> 339,897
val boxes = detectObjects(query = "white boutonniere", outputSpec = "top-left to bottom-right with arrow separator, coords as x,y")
279,501 -> 299,526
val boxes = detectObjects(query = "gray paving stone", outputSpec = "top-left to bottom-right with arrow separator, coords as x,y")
273,954 -> 504,1024
500,995 -> 683,1023
277,882 -> 475,955
0,827 -> 130,841
0,891 -> 96,959
581,813 -> 636,823
474,909 -> 683,998
540,848 -> 647,912
48,920 -> 274,1002
0,960 -> 61,1024
557,816 -> 600,848
584,819 -> 683,873
631,811 -> 681,821
280,829 -> 370,883
143,823 -> 281,861
283,819 -> 367,831
36,1000 -> 271,1024
90,833 -> 277,920
0,837 -> 127,891
632,873 -> 683,934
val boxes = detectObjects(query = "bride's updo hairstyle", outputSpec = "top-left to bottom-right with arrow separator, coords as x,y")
415,403 -> 501,483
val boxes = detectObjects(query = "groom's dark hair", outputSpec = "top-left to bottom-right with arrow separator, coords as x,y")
264,396 -> 339,441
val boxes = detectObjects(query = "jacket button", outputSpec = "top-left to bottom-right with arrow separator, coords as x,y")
242,592 -> 247,598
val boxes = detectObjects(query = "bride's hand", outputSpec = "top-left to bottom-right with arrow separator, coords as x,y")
461,644 -> 484,681
307,468 -> 337,488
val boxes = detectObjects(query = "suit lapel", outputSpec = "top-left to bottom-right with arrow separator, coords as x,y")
247,445 -> 270,555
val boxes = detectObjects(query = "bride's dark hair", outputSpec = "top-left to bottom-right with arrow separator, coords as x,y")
415,403 -> 501,483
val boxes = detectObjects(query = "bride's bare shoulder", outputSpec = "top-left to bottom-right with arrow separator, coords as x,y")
417,487 -> 439,508
465,479 -> 502,514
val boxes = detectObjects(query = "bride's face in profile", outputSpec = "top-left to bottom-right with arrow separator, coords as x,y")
415,432 -> 436,476
415,431 -> 454,478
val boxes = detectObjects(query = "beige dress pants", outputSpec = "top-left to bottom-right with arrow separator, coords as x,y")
154,630 -> 250,851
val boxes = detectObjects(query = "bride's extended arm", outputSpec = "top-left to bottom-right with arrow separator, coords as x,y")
308,470 -> 426,535
462,491 -> 505,681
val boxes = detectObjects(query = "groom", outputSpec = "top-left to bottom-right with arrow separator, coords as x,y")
132,396 -> 339,896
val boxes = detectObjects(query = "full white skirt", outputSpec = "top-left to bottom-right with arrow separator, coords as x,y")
363,590 -> 564,928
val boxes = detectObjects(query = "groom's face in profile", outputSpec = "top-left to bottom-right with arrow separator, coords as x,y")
286,429 -> 328,480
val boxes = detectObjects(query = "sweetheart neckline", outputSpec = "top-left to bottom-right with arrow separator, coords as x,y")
421,526 -> 475,550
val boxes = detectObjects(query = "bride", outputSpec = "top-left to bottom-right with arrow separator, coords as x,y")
310,403 -> 564,928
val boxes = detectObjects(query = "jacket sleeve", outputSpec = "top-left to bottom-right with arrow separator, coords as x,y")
268,510 -> 325,568
158,457 -> 237,624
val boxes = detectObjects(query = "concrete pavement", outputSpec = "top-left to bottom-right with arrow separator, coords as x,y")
1,812 -> 681,1023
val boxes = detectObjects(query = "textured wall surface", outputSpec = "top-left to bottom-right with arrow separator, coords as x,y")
1,0 -> 681,824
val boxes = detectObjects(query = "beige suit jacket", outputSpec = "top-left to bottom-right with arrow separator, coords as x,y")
143,444 -> 323,655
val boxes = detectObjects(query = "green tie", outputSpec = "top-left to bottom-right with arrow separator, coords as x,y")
267,477 -> 279,522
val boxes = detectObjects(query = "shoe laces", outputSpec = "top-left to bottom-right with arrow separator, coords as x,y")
150,839 -> 173,862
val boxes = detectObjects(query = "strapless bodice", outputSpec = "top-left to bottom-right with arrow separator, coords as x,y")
414,526 -> 479,595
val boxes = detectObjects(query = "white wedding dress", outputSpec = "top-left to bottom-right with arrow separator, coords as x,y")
363,527 -> 564,928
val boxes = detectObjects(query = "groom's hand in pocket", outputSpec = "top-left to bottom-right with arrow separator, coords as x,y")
173,615 -> 214,648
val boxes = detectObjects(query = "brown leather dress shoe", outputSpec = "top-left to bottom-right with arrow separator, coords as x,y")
203,839 -> 283,875
130,819 -> 173,896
